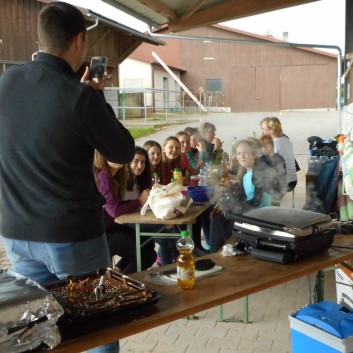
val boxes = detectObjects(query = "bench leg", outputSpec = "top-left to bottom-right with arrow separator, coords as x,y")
135,223 -> 142,272
217,296 -> 250,323
316,270 -> 325,302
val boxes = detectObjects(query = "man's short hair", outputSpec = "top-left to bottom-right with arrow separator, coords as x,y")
198,122 -> 215,137
38,2 -> 86,55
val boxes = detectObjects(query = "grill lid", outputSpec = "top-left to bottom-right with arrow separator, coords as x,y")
226,206 -> 332,230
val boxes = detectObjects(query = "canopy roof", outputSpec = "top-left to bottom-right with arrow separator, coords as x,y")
102,0 -> 316,32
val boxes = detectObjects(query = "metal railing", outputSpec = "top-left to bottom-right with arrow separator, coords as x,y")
104,87 -> 224,123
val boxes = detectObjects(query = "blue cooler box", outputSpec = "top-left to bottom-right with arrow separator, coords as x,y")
289,301 -> 353,353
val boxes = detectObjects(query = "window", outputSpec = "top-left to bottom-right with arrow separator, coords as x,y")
206,79 -> 222,92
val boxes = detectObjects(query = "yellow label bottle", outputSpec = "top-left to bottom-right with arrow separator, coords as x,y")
173,168 -> 183,185
176,230 -> 195,289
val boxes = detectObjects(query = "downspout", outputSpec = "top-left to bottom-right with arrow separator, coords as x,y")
152,63 -> 155,113
148,29 -> 343,134
87,17 -> 99,32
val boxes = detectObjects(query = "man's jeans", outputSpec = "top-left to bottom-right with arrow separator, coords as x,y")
3,235 -> 120,353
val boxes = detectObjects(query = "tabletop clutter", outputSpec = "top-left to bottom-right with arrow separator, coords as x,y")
141,159 -> 232,221
140,160 -> 230,289
0,267 -> 161,352
0,269 -> 64,352
307,135 -> 340,175
308,132 -> 353,220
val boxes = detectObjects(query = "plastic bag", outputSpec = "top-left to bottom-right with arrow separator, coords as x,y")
140,182 -> 193,220
342,139 -> 353,200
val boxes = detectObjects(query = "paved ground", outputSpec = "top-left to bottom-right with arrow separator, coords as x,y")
0,110 -> 339,352
117,110 -> 338,353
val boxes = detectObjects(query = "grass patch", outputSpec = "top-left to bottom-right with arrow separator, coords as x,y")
128,127 -> 157,140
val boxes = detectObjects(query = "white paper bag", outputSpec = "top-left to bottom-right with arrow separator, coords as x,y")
140,183 -> 192,220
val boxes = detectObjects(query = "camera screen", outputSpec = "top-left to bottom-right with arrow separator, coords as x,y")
90,56 -> 108,80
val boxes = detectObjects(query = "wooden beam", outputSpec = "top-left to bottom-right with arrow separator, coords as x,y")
180,0 -> 208,22
137,0 -> 177,21
88,29 -> 112,50
117,41 -> 142,62
169,0 -> 317,32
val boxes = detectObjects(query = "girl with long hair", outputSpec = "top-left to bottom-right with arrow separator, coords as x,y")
143,141 -> 167,265
93,149 -> 156,274
175,130 -> 204,173
209,139 -> 271,253
260,116 -> 297,191
143,140 -> 162,178
161,136 -> 196,185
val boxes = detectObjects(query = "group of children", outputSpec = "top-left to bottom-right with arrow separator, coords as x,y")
93,117 -> 297,274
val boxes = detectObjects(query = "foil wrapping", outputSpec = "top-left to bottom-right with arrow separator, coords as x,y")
0,269 -> 64,352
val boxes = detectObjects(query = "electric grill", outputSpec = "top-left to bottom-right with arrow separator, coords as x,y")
225,206 -> 338,264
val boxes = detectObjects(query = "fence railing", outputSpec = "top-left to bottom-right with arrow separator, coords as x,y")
104,87 -> 225,123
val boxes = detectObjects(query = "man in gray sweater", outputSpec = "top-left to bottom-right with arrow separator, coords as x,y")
0,3 -> 134,352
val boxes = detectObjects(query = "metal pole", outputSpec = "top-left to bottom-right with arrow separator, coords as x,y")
183,93 -> 185,114
144,89 -> 147,125
122,90 -> 126,121
338,54 -> 342,134
152,52 -> 208,112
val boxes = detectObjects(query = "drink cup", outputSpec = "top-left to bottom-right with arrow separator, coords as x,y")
190,175 -> 200,187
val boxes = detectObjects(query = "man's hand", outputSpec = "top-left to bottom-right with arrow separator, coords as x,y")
213,138 -> 223,151
80,66 -> 108,91
196,141 -> 206,152
196,160 -> 204,169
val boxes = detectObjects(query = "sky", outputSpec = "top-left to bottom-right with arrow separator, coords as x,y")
65,0 -> 346,54
221,0 -> 346,54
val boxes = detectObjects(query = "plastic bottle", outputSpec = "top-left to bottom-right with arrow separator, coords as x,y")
308,156 -> 317,174
231,136 -> 237,154
313,156 -> 320,174
252,131 -> 257,138
198,168 -> 206,186
152,172 -> 160,185
176,230 -> 195,290
206,161 -> 212,176
173,168 -> 182,185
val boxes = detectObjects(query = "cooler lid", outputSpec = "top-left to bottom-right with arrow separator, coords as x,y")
294,301 -> 353,338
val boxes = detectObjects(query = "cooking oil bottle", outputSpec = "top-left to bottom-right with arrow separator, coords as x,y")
176,230 -> 195,289
173,168 -> 183,185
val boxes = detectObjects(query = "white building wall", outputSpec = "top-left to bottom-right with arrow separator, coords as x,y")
119,58 -> 153,105
152,66 -> 181,110
119,58 -> 182,110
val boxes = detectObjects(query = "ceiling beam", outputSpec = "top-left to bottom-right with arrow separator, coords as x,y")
137,0 -> 177,20
180,0 -> 209,22
169,0 -> 317,32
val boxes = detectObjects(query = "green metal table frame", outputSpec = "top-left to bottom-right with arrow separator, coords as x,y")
135,223 -> 193,272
